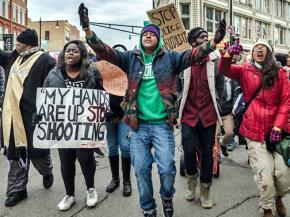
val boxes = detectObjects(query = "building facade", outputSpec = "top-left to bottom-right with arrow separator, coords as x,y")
155,0 -> 290,54
0,0 -> 27,42
27,19 -> 80,53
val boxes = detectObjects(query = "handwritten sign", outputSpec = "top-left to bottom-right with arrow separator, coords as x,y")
33,88 -> 109,149
94,61 -> 128,96
147,3 -> 191,51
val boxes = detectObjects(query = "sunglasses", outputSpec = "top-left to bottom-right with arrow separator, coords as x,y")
253,47 -> 267,52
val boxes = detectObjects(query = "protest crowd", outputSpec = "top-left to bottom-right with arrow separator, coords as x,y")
0,2 -> 289,217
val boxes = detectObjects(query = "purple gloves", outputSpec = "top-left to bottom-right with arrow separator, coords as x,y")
78,3 -> 90,29
227,38 -> 243,56
269,128 -> 282,143
213,19 -> 226,44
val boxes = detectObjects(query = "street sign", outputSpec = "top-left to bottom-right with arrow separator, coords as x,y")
3,34 -> 13,51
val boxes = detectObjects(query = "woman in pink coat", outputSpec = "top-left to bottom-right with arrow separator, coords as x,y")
219,41 -> 290,217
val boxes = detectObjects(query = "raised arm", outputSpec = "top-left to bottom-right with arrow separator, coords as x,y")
78,3 -> 123,67
218,39 -> 244,81
173,19 -> 227,73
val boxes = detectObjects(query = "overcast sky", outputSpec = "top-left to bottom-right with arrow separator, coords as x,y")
27,0 -> 153,50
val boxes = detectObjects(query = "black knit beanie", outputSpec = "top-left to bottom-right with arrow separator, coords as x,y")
16,29 -> 38,46
187,27 -> 208,44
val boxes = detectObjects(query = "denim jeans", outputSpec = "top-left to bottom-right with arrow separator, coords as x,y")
129,122 -> 176,211
106,120 -> 130,158
181,121 -> 216,183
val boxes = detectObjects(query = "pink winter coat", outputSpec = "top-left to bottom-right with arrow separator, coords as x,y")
219,55 -> 290,142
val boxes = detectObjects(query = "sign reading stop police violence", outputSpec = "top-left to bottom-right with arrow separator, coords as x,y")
33,88 -> 109,149
147,3 -> 191,51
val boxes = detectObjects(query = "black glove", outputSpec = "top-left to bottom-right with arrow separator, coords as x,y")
32,113 -> 43,128
78,3 -> 90,29
105,111 -> 114,122
220,126 -> 225,136
213,19 -> 226,44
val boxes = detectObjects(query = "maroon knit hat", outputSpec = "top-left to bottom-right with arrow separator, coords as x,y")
141,24 -> 160,40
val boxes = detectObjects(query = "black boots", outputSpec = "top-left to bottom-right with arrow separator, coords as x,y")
106,155 -> 132,197
5,189 -> 27,207
122,157 -> 132,197
106,155 -> 120,193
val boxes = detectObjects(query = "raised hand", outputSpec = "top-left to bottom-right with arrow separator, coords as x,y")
213,19 -> 226,44
78,3 -> 90,29
227,38 -> 243,56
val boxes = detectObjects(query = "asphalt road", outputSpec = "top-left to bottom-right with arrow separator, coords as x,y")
0,140 -> 289,217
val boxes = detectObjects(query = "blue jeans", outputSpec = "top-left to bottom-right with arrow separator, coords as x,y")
106,121 -> 130,158
130,122 -> 176,211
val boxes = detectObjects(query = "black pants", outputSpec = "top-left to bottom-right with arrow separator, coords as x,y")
181,121 -> 216,183
58,149 -> 96,196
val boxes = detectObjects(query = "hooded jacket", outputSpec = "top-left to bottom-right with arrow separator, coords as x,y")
86,28 -> 215,130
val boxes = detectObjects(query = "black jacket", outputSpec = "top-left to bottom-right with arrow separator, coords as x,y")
0,49 -> 56,159
216,74 -> 240,116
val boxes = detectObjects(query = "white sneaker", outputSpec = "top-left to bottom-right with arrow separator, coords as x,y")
57,195 -> 75,211
86,188 -> 98,207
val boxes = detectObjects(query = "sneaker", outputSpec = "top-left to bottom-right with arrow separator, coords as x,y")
86,188 -> 98,207
184,174 -> 198,201
57,195 -> 75,211
143,209 -> 157,217
161,198 -> 174,217
94,148 -> 105,158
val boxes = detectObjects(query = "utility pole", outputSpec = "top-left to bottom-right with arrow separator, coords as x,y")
39,17 -> 42,48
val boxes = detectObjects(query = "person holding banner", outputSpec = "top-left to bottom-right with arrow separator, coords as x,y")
0,29 -> 56,207
78,3 -> 226,217
219,40 -> 290,217
41,40 -> 102,211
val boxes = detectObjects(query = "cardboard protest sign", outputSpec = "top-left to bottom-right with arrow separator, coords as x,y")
94,60 -> 128,96
33,88 -> 109,149
147,3 -> 191,51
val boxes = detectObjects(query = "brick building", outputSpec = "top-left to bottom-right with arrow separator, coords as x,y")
0,0 -> 27,39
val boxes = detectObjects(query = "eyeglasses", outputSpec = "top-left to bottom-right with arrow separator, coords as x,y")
198,34 -> 208,39
253,47 -> 267,52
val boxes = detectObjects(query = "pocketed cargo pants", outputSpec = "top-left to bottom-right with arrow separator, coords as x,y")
247,138 -> 290,211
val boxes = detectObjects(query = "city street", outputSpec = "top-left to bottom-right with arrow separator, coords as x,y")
1,138 -> 289,217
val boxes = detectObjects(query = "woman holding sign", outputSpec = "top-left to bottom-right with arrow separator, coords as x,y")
42,40 -> 102,211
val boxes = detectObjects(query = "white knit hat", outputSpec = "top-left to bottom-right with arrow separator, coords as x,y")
251,41 -> 273,57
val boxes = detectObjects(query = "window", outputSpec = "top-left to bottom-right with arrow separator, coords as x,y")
0,0 -> 3,17
18,7 -> 21,23
288,3 -> 290,20
274,26 -> 285,45
65,30 -> 70,41
22,10 -> 26,25
256,21 -> 270,40
45,31 -> 50,40
4,0 -> 8,18
204,7 -> 225,33
12,5 -> 17,21
234,15 -> 252,39
180,4 -> 190,30
276,0 -> 284,18
255,0 -> 269,12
